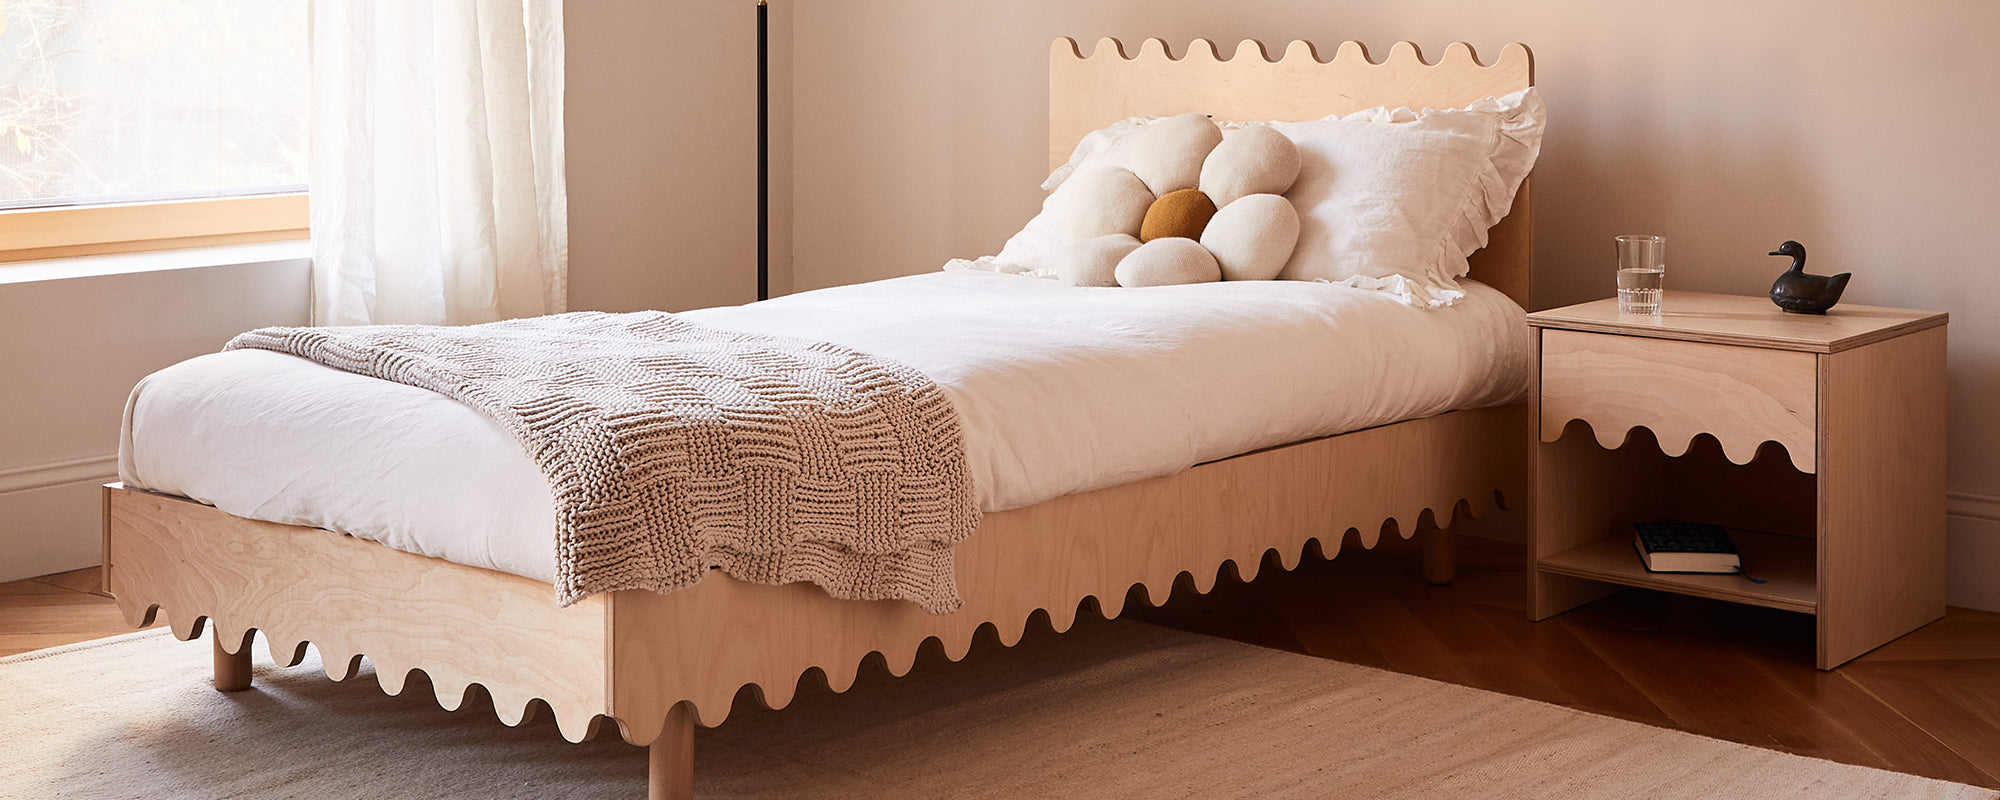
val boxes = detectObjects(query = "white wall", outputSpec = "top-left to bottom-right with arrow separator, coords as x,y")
0,248 -> 311,582
784,1 -> 2000,609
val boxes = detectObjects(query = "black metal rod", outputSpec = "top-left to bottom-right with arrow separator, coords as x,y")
756,0 -> 769,302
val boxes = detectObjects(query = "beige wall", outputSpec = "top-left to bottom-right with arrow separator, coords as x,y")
0,250 -> 311,582
566,0 -> 776,313
785,1 -> 2000,609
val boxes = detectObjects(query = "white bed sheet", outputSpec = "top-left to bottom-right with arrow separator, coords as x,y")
120,271 -> 1529,584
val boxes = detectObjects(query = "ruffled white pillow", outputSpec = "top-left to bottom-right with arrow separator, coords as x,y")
1270,88 -> 1544,307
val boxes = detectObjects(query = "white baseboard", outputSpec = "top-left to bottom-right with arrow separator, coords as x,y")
0,455 -> 116,583
1947,514 -> 2000,613
1945,492 -> 2000,612
0,454 -> 117,495
0,483 -> 107,584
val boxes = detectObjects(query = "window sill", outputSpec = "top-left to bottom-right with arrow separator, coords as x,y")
0,193 -> 309,264
0,240 -> 311,286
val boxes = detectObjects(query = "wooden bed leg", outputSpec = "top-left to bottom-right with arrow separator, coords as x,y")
1422,522 -> 1457,585
648,703 -> 695,800
212,630 -> 253,692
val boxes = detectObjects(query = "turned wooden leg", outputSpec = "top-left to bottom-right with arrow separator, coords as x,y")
648,703 -> 695,800
1422,522 -> 1457,585
212,630 -> 253,692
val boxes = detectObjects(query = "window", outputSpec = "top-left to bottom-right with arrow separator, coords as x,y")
0,0 -> 308,261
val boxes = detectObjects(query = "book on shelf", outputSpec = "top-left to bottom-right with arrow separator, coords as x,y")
1632,521 -> 1741,574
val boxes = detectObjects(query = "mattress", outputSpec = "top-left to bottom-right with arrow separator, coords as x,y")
120,270 -> 1530,584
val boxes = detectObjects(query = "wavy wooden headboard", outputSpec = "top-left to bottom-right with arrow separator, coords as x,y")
1048,38 -> 1535,309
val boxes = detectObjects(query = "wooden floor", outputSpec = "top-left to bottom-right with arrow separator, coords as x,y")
4,532 -> 1996,788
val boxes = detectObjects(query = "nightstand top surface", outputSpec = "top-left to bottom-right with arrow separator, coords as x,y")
1527,291 -> 1946,353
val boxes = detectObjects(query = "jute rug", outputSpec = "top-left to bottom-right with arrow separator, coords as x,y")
2,616 -> 1990,799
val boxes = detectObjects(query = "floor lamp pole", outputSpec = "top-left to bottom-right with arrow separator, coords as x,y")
756,0 -> 770,301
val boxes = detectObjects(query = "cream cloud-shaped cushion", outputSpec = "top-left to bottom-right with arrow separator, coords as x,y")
1129,113 -> 1224,197
992,113 -> 1307,288
1201,194 -> 1301,282
1057,233 -> 1142,287
1199,126 -> 1302,208
1061,164 -> 1155,242
1115,238 -> 1221,287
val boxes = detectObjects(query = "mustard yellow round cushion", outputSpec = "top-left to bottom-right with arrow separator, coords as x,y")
1139,189 -> 1218,243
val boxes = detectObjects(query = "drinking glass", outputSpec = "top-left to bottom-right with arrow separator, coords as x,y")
1615,235 -> 1666,315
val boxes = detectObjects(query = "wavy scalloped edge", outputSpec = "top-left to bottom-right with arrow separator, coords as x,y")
121,604 -> 615,743
1543,417 -> 1812,472
1058,36 -> 1531,75
123,489 -> 1510,744
632,488 -> 1514,735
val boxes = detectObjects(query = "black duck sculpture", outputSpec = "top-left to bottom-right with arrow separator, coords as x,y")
1768,241 -> 1850,314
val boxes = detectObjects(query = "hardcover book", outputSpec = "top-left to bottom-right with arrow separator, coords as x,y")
1632,521 -> 1741,574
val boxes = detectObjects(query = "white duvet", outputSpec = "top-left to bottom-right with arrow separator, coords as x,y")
120,271 -> 1529,584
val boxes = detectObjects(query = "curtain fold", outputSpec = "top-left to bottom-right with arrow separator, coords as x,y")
310,0 -> 566,326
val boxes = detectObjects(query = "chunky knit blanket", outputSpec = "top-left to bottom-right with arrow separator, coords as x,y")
225,311 -> 980,613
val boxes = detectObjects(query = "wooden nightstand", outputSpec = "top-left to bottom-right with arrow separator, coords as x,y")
1526,291 -> 1948,669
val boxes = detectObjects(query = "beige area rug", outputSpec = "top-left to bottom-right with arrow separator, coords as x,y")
2,617 -> 1991,800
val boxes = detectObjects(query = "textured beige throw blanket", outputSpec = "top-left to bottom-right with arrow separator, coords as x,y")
226,312 -> 979,613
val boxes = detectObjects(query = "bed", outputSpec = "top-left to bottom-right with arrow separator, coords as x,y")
103,37 -> 1537,799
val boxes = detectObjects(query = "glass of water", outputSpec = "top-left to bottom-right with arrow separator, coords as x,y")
1615,235 -> 1666,315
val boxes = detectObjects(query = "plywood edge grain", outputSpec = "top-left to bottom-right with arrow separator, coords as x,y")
104,487 -> 613,743
1526,295 -> 1948,354
1525,315 -> 1947,354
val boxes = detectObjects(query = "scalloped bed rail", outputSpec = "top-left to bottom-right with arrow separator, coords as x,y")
104,403 -> 1527,747
115,486 -> 1510,748
131,607 -> 615,744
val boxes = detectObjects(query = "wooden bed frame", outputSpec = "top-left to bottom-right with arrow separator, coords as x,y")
103,38 -> 1535,799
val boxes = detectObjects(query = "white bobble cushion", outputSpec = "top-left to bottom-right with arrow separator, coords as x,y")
1129,113 -> 1223,197
1201,194 -> 1301,282
1058,234 -> 1142,287
1199,126 -> 1302,208
1115,238 -> 1222,287
1062,164 -> 1155,242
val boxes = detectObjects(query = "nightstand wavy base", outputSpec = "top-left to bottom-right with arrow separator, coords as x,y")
1540,330 -> 1815,473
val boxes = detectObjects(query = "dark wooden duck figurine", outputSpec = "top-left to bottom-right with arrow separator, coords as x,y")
1768,241 -> 1850,314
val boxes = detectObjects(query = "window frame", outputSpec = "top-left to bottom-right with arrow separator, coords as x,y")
0,193 -> 308,263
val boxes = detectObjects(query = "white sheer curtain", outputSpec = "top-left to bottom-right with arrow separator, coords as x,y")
309,0 -> 567,326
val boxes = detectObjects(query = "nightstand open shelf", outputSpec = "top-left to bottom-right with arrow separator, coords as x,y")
1538,527 -> 1816,614
1526,292 -> 1947,670
1534,424 -> 1821,614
